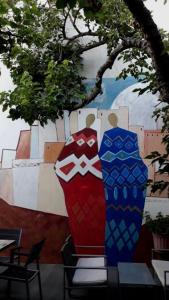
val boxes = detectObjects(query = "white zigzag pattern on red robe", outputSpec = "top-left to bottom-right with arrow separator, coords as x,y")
55,154 -> 102,182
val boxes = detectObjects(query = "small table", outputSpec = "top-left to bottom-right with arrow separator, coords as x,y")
118,262 -> 157,299
118,262 -> 156,286
0,239 -> 15,252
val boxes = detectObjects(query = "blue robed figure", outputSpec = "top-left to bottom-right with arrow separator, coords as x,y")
99,122 -> 148,266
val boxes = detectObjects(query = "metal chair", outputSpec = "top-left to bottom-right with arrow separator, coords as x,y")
0,228 -> 22,262
61,238 -> 108,300
0,238 -> 45,300
152,248 -> 169,300
65,234 -> 105,255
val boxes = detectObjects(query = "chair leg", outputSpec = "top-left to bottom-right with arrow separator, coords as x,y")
38,271 -> 43,300
63,270 -> 66,300
7,280 -> 11,298
63,287 -> 66,300
26,280 -> 30,300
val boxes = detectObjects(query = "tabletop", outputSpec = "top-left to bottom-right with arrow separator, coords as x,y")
118,262 -> 156,286
0,239 -> 15,252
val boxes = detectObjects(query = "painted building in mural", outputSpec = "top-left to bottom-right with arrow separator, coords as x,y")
0,95 -> 168,211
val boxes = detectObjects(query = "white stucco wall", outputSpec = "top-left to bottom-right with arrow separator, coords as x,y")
144,197 -> 169,219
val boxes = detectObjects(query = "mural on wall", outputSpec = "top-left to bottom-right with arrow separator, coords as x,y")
0,76 -> 167,262
99,126 -> 148,265
55,118 -> 106,251
85,77 -> 137,109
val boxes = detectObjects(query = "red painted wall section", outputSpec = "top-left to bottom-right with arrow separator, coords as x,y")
144,130 -> 168,197
0,198 -> 70,263
16,130 -> 31,159
0,196 -> 154,265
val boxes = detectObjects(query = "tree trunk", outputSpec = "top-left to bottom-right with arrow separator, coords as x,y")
123,0 -> 169,102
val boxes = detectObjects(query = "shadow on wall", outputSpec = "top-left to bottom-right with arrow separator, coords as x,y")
0,198 -> 70,263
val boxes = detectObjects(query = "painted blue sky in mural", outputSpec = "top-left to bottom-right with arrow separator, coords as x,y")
85,77 -> 137,109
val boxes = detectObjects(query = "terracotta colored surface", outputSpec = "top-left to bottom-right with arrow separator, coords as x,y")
16,130 -> 31,159
0,198 -> 70,263
144,130 -> 168,198
144,130 -> 166,157
134,224 -> 154,267
129,126 -> 144,158
44,142 -> 65,163
153,232 -> 169,249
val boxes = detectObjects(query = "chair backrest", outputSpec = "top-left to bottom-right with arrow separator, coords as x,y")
25,239 -> 45,267
61,240 -> 77,284
0,228 -> 22,247
65,235 -> 76,254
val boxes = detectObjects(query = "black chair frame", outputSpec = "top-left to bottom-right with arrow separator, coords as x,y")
152,248 -> 169,300
0,238 -> 45,300
0,228 -> 22,262
61,238 -> 108,300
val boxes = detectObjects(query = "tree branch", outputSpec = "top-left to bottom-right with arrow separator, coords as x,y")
73,37 -> 147,110
67,30 -> 99,44
67,10 -> 98,44
72,8 -> 81,32
77,39 -> 106,54
69,11 -> 82,34
62,8 -> 71,39
123,0 -> 169,102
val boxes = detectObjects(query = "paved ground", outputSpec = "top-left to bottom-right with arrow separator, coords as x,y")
0,264 -> 164,300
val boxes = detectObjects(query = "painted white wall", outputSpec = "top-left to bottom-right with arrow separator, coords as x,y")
39,121 -> 58,158
30,125 -> 40,159
13,165 -> 39,210
144,197 -> 169,219
112,83 -> 161,129
1,149 -> 16,169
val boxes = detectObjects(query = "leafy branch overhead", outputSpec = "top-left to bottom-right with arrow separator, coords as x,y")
0,0 -> 160,124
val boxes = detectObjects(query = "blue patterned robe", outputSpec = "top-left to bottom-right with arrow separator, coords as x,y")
99,127 -> 148,266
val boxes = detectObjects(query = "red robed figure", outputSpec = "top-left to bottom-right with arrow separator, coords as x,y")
55,127 -> 105,253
